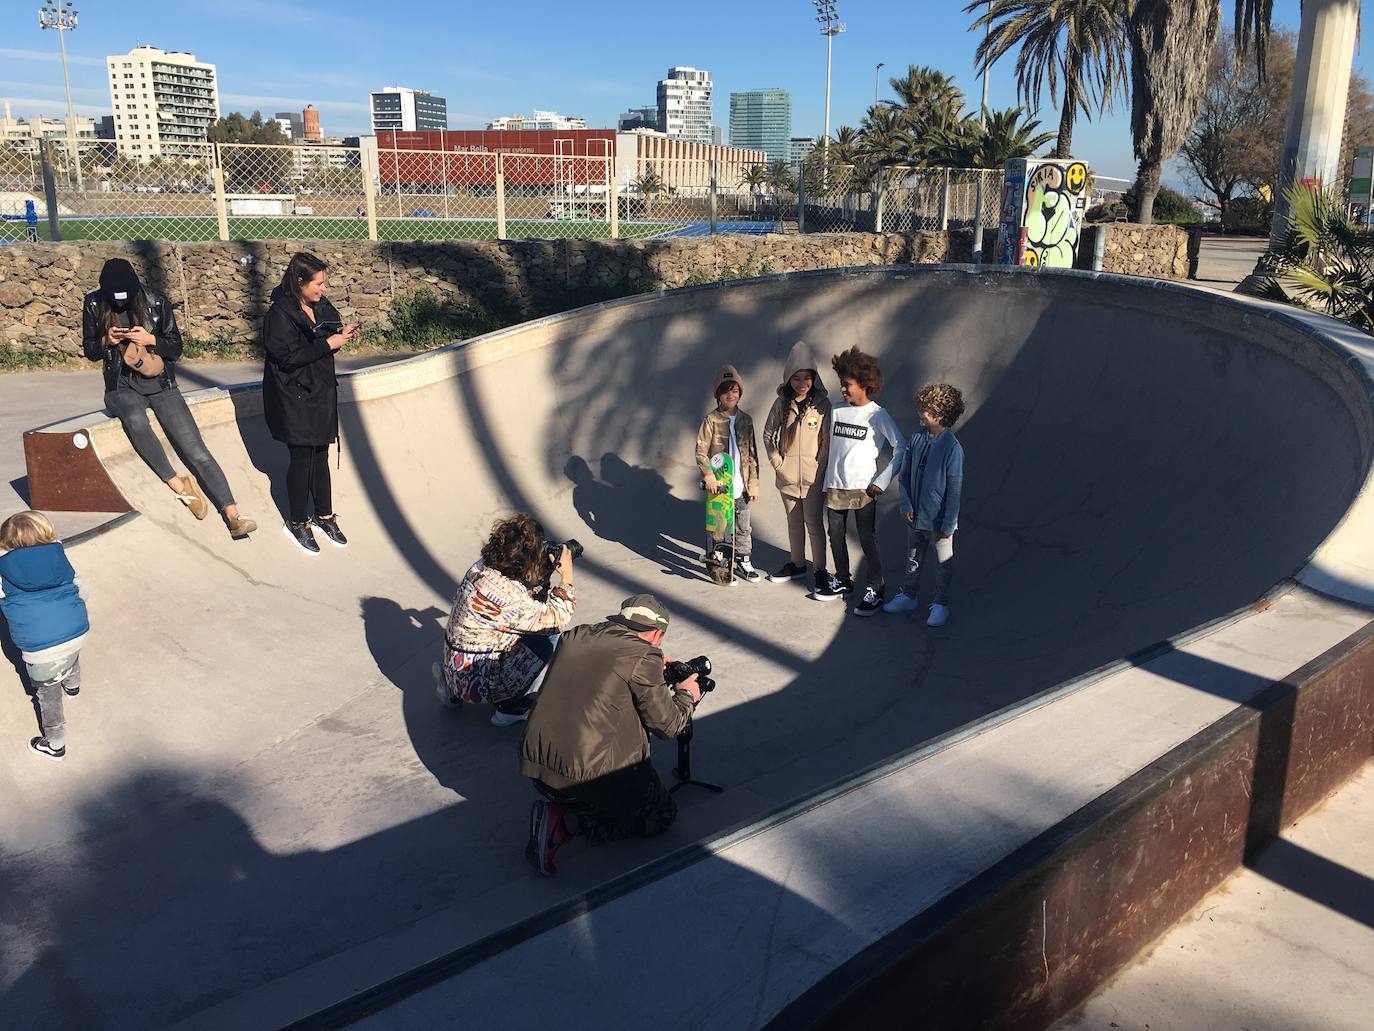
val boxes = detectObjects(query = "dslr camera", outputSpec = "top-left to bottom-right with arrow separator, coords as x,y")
664,655 -> 715,695
545,537 -> 584,568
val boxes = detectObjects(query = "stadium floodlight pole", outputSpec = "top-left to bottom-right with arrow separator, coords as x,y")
814,0 -> 845,184
874,62 -> 884,109
38,0 -> 83,193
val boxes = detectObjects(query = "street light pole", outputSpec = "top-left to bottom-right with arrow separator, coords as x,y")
874,62 -> 885,110
814,0 -> 845,173
972,1 -> 992,262
38,0 -> 83,193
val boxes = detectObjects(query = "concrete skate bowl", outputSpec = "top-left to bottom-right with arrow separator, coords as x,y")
9,266 -> 1374,1029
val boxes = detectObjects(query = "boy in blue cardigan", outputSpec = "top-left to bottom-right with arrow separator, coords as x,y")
0,511 -> 89,761
884,384 -> 966,627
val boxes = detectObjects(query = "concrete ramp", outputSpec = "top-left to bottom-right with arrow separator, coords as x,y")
4,267 -> 1372,1028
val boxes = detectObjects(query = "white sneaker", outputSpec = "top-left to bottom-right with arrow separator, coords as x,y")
883,592 -> 921,614
927,603 -> 950,627
491,708 -> 530,727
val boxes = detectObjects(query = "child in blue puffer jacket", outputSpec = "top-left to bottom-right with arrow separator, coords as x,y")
0,511 -> 89,761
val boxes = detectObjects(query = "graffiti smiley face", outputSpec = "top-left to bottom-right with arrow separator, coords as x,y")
1065,162 -> 1088,195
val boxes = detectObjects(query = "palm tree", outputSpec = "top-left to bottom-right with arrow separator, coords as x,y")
888,66 -> 965,120
966,0 -> 1131,159
766,159 -> 796,193
631,168 -> 664,215
858,105 -> 917,169
977,107 -> 1058,165
739,163 -> 768,202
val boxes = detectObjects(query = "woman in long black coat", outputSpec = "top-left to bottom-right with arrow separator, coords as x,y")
262,251 -> 359,556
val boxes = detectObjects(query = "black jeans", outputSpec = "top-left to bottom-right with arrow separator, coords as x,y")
285,444 -> 332,523
105,386 -> 235,510
827,502 -> 883,593
534,759 -> 678,843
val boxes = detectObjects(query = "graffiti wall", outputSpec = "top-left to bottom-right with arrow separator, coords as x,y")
995,158 -> 1090,268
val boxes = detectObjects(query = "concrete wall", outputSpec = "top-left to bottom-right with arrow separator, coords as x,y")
0,227 -> 1189,359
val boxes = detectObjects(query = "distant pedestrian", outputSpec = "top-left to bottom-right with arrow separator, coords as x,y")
0,511 -> 89,762
82,259 -> 257,538
261,251 -> 359,556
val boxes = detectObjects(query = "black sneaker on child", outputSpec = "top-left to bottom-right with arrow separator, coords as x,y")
812,571 -> 844,601
28,736 -> 65,762
284,521 -> 320,555
312,514 -> 348,548
768,561 -> 808,583
853,585 -> 885,617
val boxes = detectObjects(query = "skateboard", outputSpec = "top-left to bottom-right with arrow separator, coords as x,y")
705,452 -> 735,586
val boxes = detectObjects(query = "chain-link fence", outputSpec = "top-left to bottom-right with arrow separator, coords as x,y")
3,139 -> 1014,245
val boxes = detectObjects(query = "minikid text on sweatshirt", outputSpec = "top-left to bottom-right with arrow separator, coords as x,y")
822,401 -> 906,492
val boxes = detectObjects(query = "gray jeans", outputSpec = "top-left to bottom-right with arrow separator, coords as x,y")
901,529 -> 955,605
26,654 -> 80,749
706,494 -> 752,560
105,385 -> 236,510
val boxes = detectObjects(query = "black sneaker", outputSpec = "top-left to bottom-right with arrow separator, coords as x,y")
312,514 -> 348,548
734,557 -> 762,583
813,571 -> 844,601
283,521 -> 320,556
62,682 -> 80,697
29,736 -> 65,762
853,586 -> 885,617
769,561 -> 808,582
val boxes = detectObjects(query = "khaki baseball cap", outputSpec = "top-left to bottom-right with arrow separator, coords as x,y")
607,593 -> 671,632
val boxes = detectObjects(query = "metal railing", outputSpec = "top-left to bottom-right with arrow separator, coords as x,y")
1,139 -> 1012,245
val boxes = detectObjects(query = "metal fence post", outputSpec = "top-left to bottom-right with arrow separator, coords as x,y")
495,153 -> 507,240
797,171 -> 806,233
939,167 -> 951,232
361,145 -> 379,242
709,160 -> 718,235
212,146 -> 230,241
40,140 -> 62,242
874,172 -> 886,233
608,157 -> 619,239
971,170 -> 986,262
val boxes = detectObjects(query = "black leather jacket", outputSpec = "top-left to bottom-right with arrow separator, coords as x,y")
82,286 -> 183,392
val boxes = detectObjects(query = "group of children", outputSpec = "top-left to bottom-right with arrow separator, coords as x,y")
695,342 -> 965,626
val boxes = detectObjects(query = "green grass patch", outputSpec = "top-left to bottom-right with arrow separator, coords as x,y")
682,258 -> 778,287
31,216 -> 686,243
0,343 -> 75,372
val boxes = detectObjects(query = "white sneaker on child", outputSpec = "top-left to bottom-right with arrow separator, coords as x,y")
927,603 -> 950,627
882,592 -> 921,614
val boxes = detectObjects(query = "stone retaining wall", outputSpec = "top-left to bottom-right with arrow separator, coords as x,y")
0,226 -> 1188,358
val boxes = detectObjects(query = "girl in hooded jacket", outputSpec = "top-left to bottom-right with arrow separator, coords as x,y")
0,511 -> 89,761
762,340 -> 832,592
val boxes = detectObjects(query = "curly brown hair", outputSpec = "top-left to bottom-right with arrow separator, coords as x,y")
831,347 -> 884,396
481,513 -> 547,588
915,383 -> 966,427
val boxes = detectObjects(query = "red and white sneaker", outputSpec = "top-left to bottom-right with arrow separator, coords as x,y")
525,800 -> 572,876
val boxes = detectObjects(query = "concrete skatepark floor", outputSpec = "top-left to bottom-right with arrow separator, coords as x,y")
1,266 -> 1371,1028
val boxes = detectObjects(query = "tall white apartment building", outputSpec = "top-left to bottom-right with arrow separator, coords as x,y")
106,46 -> 219,159
486,110 -> 588,131
370,87 -> 448,133
657,67 -> 713,143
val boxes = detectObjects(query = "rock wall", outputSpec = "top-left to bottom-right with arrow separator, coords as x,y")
0,226 -> 1187,358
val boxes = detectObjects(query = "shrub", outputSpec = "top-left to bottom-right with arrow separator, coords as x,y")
1121,184 -> 1204,225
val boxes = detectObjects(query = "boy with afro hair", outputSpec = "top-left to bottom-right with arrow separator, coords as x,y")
817,347 -> 906,614
885,383 -> 966,626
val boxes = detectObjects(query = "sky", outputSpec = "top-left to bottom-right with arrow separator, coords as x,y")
1,0 -> 1363,186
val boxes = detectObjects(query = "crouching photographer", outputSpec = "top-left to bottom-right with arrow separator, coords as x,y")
518,594 -> 702,876
436,514 -> 578,726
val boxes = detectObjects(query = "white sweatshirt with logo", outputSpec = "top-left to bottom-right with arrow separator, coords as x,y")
823,401 -> 906,491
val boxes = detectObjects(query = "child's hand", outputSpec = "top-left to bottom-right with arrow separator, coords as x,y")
938,532 -> 951,540
904,511 -> 915,524
704,475 -> 719,494
748,491 -> 758,503
865,484 -> 884,499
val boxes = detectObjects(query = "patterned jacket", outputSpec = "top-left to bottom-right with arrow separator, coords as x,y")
440,560 -> 576,704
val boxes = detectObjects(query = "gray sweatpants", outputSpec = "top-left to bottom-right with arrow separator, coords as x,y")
706,494 -> 752,560
26,653 -> 80,749
901,529 -> 955,605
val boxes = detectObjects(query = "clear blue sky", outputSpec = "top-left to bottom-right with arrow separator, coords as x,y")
0,0 -> 1354,184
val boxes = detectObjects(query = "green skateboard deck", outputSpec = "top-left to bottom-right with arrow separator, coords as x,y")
705,452 -> 735,585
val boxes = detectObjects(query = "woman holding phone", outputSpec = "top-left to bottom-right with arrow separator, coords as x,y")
81,258 -> 257,538
262,251 -> 360,556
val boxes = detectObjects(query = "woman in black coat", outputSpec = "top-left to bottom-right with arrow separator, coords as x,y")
262,251 -> 360,556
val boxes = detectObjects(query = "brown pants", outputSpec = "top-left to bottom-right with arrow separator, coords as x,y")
782,488 -> 827,570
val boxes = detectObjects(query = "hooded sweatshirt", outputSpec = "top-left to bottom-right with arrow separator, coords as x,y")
763,340 -> 833,498
0,542 -> 89,658
695,364 -> 761,499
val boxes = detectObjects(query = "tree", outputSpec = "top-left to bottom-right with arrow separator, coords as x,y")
209,111 -> 291,193
976,106 -> 1058,165
766,159 -> 796,193
967,0 -> 1131,159
631,167 -> 663,214
739,164 -> 767,193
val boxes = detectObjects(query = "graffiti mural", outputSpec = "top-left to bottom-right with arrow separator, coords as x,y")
995,159 -> 1090,269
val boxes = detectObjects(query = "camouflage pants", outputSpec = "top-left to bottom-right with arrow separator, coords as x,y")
535,759 -> 678,843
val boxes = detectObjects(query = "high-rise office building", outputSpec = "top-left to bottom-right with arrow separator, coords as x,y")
370,87 -> 448,133
275,110 -> 304,139
618,106 -> 659,132
106,46 -> 219,159
789,136 -> 815,167
657,67 -> 712,143
729,89 -> 791,164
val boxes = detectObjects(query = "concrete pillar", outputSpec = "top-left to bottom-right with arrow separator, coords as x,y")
1270,0 -> 1360,243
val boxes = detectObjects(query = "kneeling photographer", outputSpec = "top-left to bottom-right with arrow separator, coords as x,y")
437,514 -> 578,726
519,594 -> 703,876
